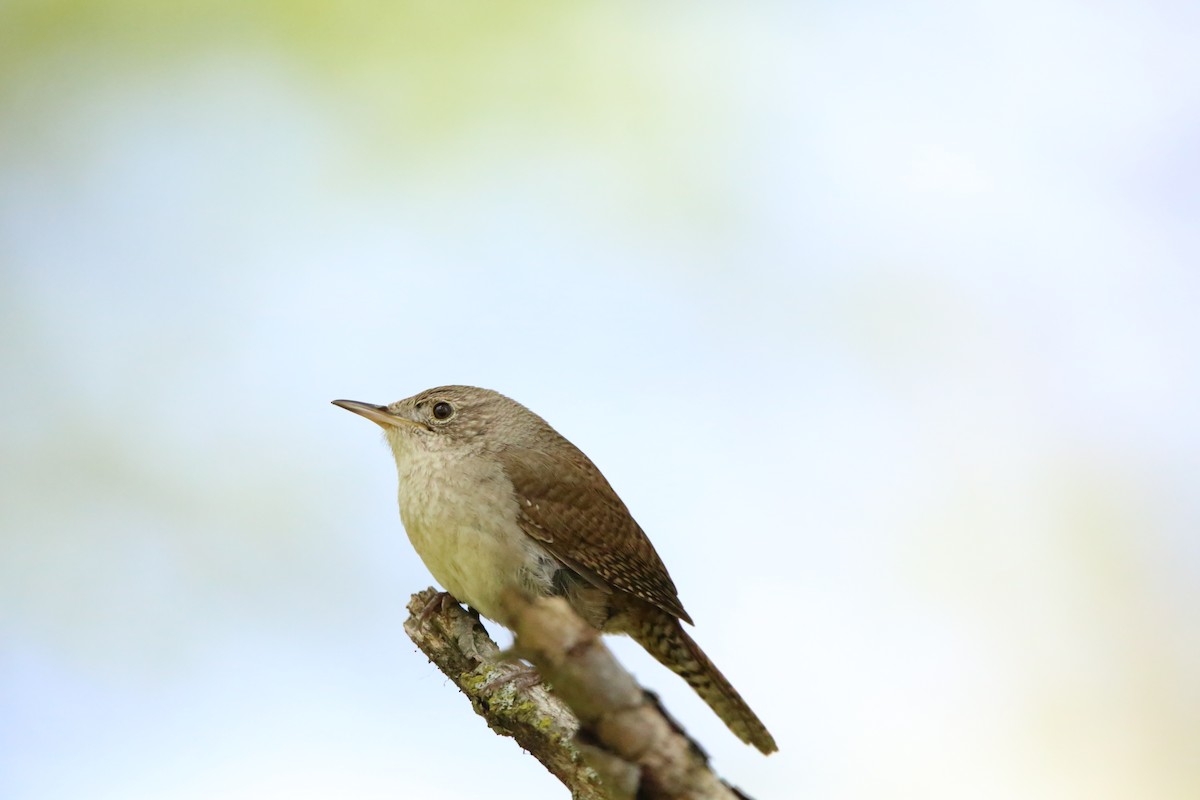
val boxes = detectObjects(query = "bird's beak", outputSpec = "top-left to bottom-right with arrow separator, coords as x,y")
331,399 -> 423,429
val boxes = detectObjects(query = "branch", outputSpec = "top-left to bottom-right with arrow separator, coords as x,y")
403,587 -> 752,800
402,589 -> 602,798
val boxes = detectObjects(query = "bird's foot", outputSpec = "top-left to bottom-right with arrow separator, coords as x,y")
415,591 -> 495,662
478,661 -> 543,694
418,590 -> 460,624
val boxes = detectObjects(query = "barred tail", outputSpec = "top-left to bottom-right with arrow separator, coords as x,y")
629,607 -> 778,754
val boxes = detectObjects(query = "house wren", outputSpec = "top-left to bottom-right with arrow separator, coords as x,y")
332,385 -> 777,754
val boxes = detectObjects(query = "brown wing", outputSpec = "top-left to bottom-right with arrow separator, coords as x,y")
496,444 -> 693,624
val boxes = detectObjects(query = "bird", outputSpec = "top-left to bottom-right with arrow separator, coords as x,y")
333,385 -> 777,754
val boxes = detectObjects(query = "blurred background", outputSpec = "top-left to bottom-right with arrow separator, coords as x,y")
2,1 -> 1198,798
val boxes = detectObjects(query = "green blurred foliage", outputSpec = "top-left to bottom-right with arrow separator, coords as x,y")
2,0 -> 748,244
1,1 -> 720,151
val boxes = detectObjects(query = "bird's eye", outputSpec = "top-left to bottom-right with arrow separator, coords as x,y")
432,401 -> 454,420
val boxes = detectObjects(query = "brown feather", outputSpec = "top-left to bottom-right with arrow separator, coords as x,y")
624,599 -> 778,754
496,444 -> 694,625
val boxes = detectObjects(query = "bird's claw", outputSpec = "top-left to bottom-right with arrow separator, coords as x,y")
418,590 -> 459,624
478,662 -> 543,694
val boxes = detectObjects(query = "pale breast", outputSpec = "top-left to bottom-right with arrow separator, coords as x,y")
395,450 -> 557,625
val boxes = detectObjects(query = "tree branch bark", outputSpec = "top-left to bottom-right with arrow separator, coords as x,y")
402,587 -> 752,800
